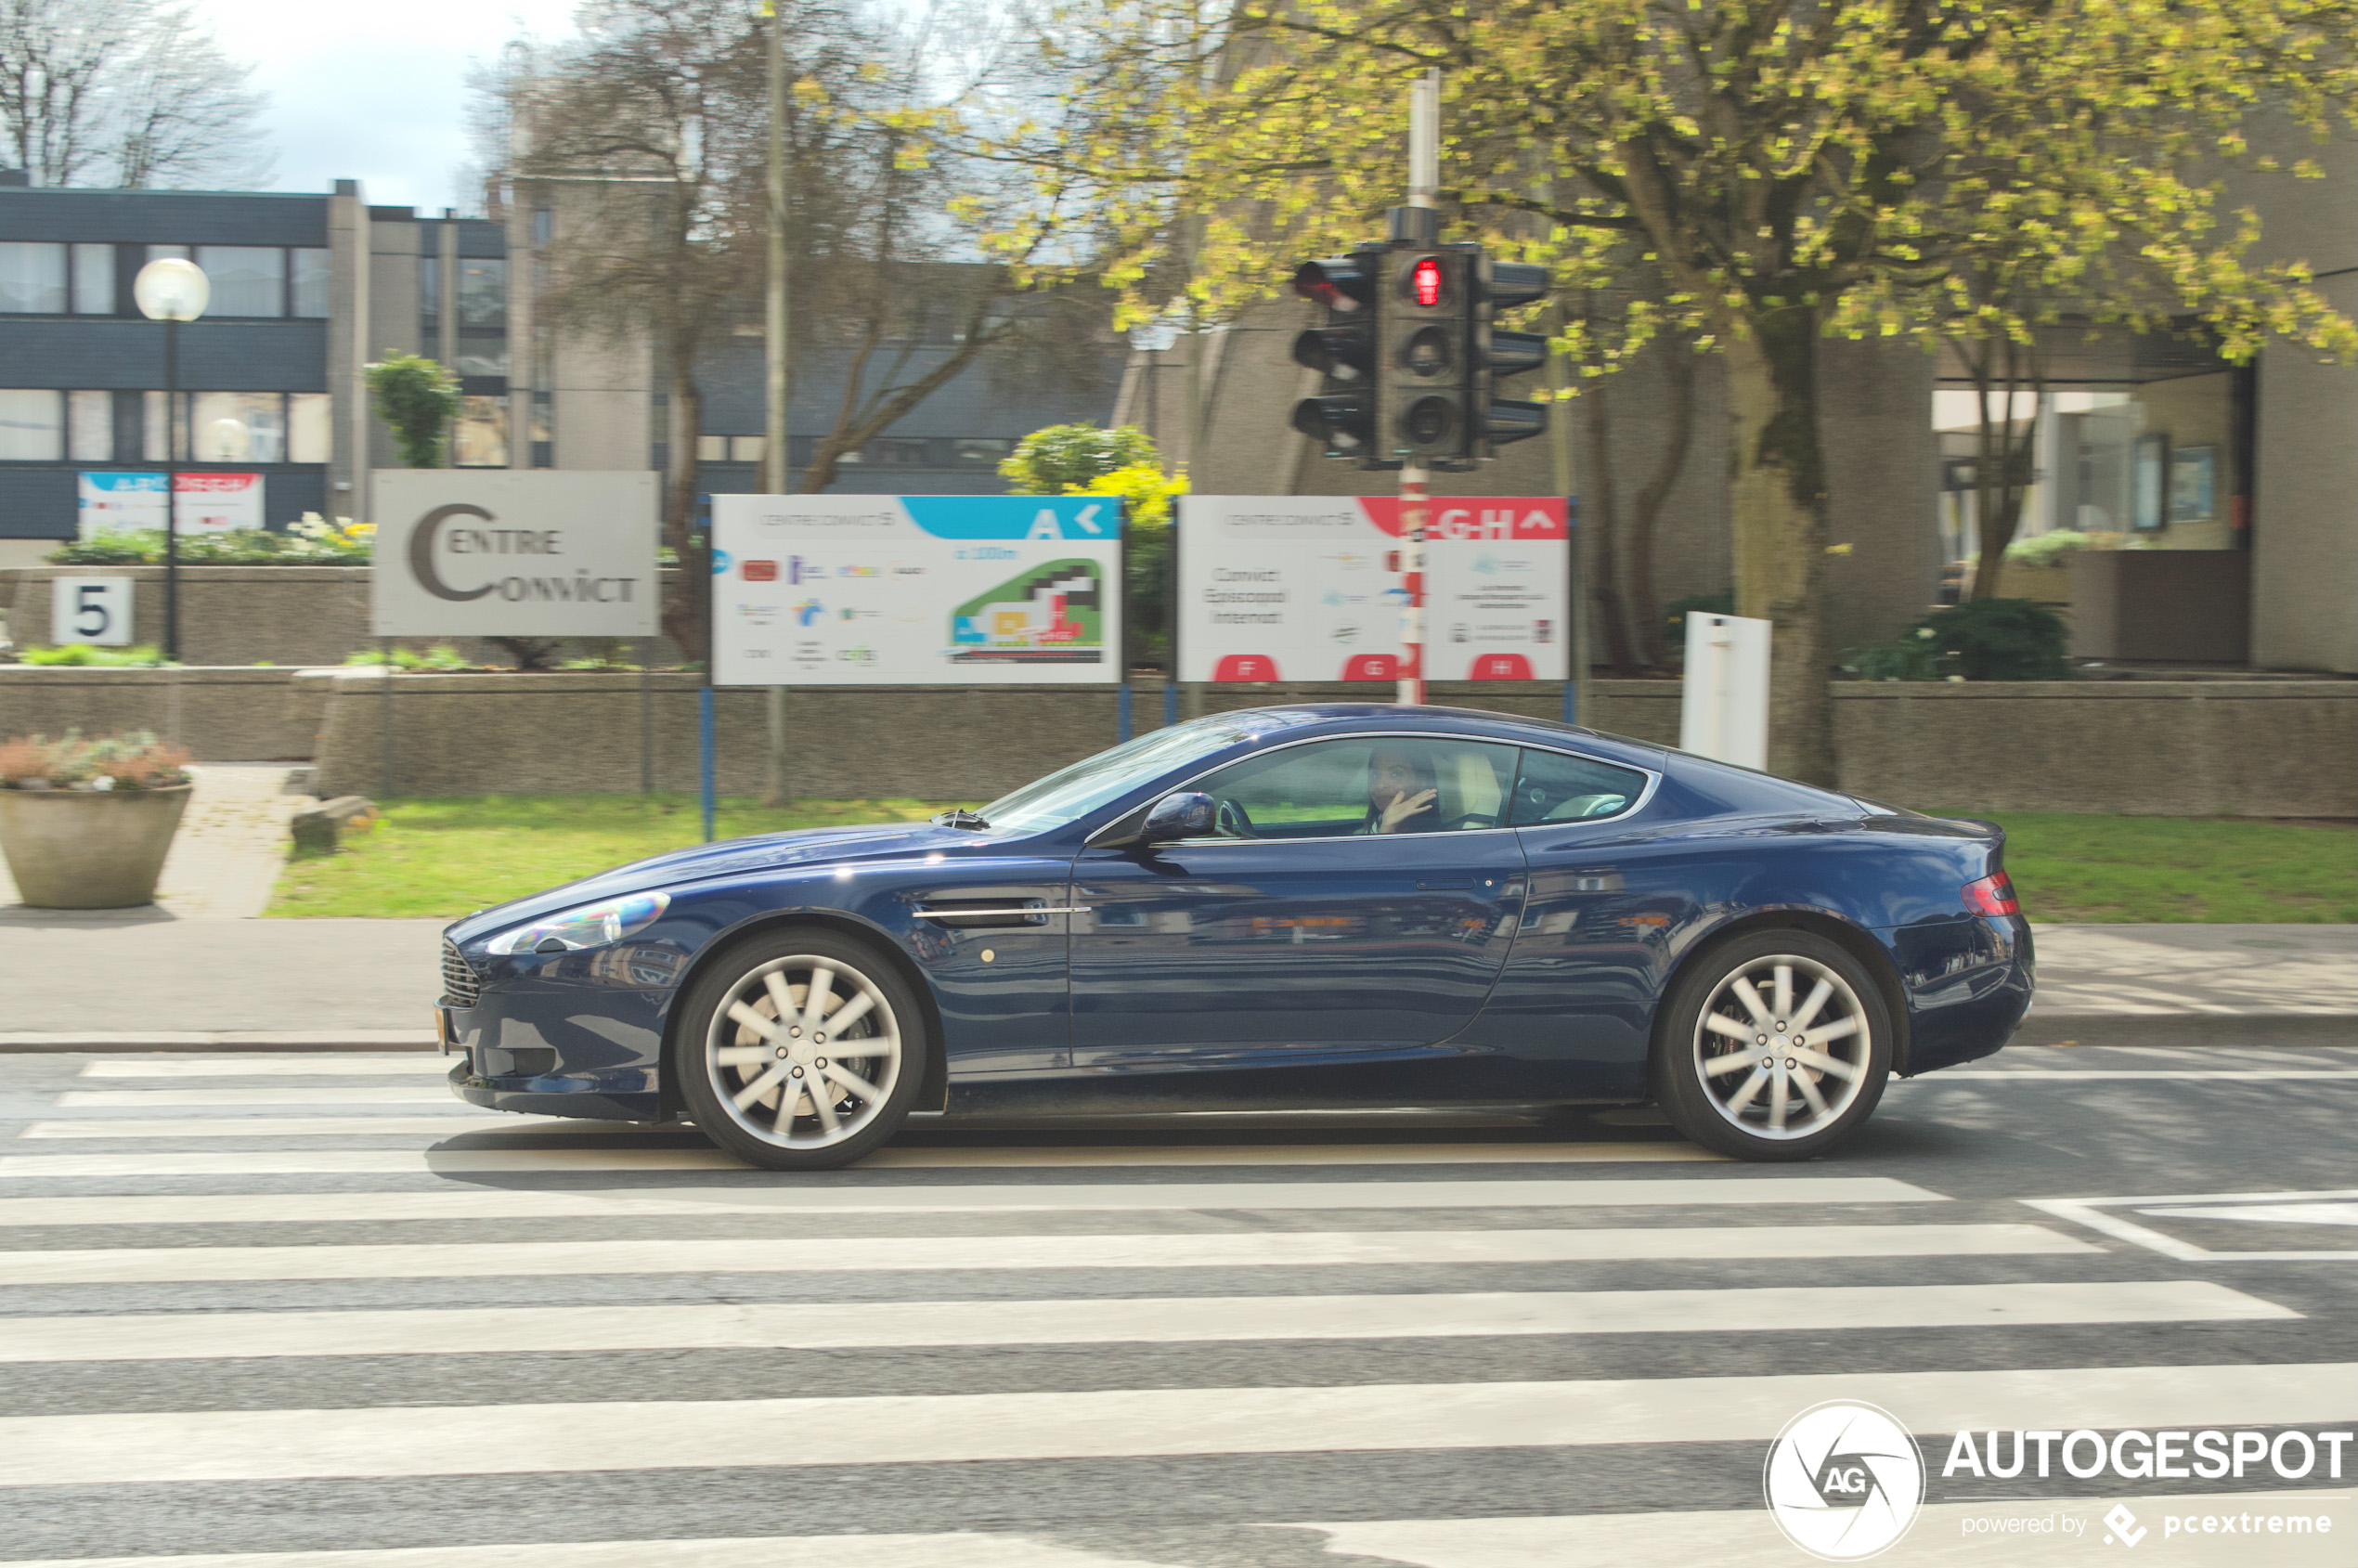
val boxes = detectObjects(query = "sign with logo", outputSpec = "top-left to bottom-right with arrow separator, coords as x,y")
77,473 -> 263,538
1175,496 -> 1570,682
50,577 -> 135,647
370,471 -> 660,638
709,495 -> 1121,686
1764,1400 -> 1925,1561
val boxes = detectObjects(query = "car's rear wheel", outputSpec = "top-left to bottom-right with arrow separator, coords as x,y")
1653,929 -> 1891,1161
676,929 -> 926,1171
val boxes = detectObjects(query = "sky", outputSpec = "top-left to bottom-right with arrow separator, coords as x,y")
200,0 -> 584,214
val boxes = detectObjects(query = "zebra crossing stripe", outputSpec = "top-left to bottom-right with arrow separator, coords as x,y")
1,1363 -> 2349,1485
0,1176 -> 1945,1225
0,1281 -> 2290,1363
56,1089 -> 458,1107
75,1058 -> 454,1079
0,1223 -> 2088,1285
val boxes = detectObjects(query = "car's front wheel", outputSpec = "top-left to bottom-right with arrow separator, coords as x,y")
1653,929 -> 1892,1161
676,929 -> 926,1171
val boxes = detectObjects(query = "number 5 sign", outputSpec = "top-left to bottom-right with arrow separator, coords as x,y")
51,577 -> 136,647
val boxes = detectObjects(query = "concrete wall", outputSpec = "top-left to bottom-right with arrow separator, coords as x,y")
288,672 -> 2353,818
0,666 -> 316,759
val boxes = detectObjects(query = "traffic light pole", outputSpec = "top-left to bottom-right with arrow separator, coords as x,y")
1397,69 -> 1440,707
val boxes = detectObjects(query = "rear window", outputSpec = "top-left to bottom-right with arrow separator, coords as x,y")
1509,747 -> 1650,826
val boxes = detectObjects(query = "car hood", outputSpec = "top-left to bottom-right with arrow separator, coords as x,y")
444,820 -> 991,945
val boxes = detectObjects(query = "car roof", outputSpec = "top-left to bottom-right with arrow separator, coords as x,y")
1203,702 -> 1665,767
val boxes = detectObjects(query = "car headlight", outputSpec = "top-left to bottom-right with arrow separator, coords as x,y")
485,891 -> 671,956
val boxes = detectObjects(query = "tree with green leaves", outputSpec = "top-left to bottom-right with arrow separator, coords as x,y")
998,423 -> 1161,491
364,352 -> 460,470
971,0 -> 2358,781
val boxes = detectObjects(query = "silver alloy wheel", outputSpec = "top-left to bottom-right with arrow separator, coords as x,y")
703,952 -> 902,1150
1691,952 -> 1872,1141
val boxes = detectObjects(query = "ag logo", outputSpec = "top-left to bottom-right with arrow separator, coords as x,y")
1763,1401 -> 1924,1561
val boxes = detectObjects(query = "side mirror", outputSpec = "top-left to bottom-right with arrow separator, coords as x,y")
1138,791 -> 1215,845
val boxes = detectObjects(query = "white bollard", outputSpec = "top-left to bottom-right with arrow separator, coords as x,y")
1679,612 -> 1772,770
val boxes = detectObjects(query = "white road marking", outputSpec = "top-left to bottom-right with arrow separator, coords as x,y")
0,1535 -> 1173,1568
1924,1069 -> 2358,1081
2141,1201 -> 2358,1227
2,1363 -> 2349,1485
0,1223 -> 2087,1285
19,1117 -> 581,1139
55,1088 -> 459,1107
0,1280 -> 2286,1363
2027,1188 -> 2358,1263
0,1176 -> 1942,1225
75,1058 -> 454,1079
0,1144 -> 1722,1178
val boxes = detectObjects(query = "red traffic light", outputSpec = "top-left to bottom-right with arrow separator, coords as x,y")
1411,256 -> 1444,308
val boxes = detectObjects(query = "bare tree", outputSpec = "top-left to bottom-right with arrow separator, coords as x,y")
0,0 -> 268,188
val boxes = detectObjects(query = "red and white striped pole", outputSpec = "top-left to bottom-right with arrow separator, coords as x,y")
1398,466 -> 1427,705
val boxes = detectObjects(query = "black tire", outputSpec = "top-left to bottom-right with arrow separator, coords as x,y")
1652,928 -> 1893,1161
675,927 -> 928,1171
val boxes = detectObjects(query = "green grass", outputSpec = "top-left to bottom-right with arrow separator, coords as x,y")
267,795 -> 952,919
266,795 -> 2357,925
1964,811 -> 2357,924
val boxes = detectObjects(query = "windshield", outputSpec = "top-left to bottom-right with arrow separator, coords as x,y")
976,719 -> 1255,834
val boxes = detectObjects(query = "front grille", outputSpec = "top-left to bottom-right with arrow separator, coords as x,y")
441,939 -> 481,1008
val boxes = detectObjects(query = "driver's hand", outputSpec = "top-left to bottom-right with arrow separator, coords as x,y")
1379,787 -> 1437,833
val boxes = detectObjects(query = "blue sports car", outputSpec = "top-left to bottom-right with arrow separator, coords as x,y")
438,704 -> 2032,1167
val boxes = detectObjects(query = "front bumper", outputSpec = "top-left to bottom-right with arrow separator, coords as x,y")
439,945 -> 680,1122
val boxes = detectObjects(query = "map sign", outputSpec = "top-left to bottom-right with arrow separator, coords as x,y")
1177,496 -> 1571,682
708,495 -> 1122,685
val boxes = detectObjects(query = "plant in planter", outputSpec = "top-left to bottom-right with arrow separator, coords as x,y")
0,731 -> 195,909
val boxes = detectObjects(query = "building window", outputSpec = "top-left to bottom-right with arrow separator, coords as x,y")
144,391 -> 177,462
532,205 -> 553,248
0,242 -> 68,313
696,434 -> 729,462
146,245 -> 190,264
289,394 -> 330,464
953,437 -> 1014,468
529,388 -> 552,469
420,256 -> 441,335
869,437 -> 935,467
291,249 -> 331,317
731,434 -> 765,465
0,389 -> 64,460
453,395 -> 509,467
68,390 -> 113,461
191,392 -> 288,462
194,246 -> 286,316
458,258 -> 506,330
71,244 -> 114,315
456,336 -> 508,378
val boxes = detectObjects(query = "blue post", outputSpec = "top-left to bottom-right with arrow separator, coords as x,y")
1562,679 -> 1576,727
699,685 -> 716,843
1118,682 -> 1134,742
1164,681 -> 1178,728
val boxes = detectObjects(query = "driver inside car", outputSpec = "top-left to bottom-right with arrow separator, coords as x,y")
1359,745 -> 1441,835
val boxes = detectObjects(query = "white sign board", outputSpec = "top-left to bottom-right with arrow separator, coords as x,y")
370,471 -> 660,638
1177,496 -> 1571,682
1680,611 -> 1771,771
51,577 -> 135,647
173,472 -> 263,533
710,495 -> 1121,685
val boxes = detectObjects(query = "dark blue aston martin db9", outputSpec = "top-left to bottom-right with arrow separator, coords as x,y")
437,705 -> 2032,1167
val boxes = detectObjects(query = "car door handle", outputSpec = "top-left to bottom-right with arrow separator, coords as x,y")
1415,877 -> 1475,890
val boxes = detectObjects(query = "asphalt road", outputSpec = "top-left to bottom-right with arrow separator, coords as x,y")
0,1038 -> 2352,1567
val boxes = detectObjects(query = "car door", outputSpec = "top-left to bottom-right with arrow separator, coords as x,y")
1067,733 -> 1529,1106
1441,744 -> 1672,1101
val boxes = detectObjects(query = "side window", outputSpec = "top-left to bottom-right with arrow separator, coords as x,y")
1509,747 -> 1650,826
1190,737 -> 1522,839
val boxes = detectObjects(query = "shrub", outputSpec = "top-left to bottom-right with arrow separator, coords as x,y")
2001,529 -> 2130,569
0,730 -> 191,790
45,514 -> 373,566
343,644 -> 472,671
367,352 -> 461,469
1844,598 -> 2073,681
17,643 -> 167,667
998,424 -> 1161,493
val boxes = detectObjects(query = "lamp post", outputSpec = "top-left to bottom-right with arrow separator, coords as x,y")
133,258 -> 209,663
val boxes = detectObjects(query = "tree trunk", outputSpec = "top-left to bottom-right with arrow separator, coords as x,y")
1581,376 -> 1638,673
1722,309 -> 1837,785
661,368 -> 706,665
1628,336 -> 1695,669
1968,335 -> 2040,601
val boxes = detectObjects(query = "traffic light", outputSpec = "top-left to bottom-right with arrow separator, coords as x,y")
1289,252 -> 1382,463
1384,247 -> 1470,465
1469,256 -> 1551,461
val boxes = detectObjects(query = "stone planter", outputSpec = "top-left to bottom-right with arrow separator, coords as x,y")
0,784 -> 191,908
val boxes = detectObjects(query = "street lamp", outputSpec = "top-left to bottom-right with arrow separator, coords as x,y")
134,257 -> 209,664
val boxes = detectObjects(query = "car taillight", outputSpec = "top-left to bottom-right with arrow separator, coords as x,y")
1963,872 -> 2019,917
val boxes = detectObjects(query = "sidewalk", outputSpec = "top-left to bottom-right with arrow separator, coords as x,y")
0,906 -> 2346,1050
